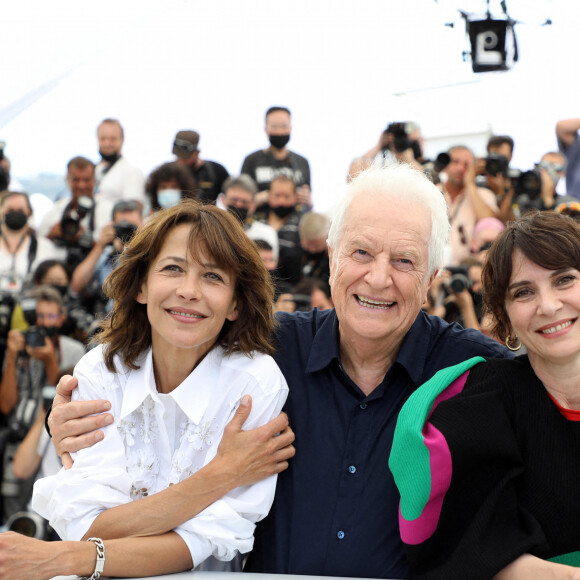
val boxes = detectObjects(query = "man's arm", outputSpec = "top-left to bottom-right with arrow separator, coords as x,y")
556,118 -> 580,150
82,394 -> 294,541
464,162 -> 498,221
49,377 -> 295,538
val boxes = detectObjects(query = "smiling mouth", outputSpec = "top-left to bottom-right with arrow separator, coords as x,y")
168,310 -> 204,319
538,320 -> 574,334
356,295 -> 394,310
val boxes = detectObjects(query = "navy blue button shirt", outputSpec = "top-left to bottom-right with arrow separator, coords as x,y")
245,308 -> 511,579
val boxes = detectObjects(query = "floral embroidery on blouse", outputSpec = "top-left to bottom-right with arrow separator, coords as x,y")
139,397 -> 157,444
120,398 -> 222,497
118,417 -> 137,447
181,417 -> 218,450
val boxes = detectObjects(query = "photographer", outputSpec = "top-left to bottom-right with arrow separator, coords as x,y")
511,151 -> 567,215
440,145 -> 498,265
0,192 -> 65,295
475,135 -> 516,223
348,121 -> 424,179
275,278 -> 333,314
38,156 -> 113,273
426,260 -> 484,332
70,200 -> 142,312
298,211 -> 331,285
0,286 -> 84,523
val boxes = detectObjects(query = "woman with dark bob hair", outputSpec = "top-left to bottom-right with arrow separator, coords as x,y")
1,201 -> 289,579
390,211 -> 580,579
145,161 -> 198,213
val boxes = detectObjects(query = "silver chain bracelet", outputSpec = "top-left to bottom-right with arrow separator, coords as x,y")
78,537 -> 105,580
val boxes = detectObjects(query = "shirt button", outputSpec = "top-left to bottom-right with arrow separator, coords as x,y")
337,531 -> 345,540
359,403 -> 368,410
348,465 -> 356,474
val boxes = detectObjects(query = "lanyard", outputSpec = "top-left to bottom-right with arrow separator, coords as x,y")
1,229 -> 29,274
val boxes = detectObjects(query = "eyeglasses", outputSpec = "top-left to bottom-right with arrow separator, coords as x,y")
36,313 -> 60,322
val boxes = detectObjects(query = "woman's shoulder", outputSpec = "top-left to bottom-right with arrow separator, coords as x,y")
73,343 -> 136,395
462,355 -> 536,397
220,349 -> 282,374
218,349 -> 287,388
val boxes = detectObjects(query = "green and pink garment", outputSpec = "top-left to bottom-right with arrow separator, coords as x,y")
389,355 -> 580,579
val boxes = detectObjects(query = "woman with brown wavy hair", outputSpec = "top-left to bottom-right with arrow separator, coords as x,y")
1,201 -> 289,579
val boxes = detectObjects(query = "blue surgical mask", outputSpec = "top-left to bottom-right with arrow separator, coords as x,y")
157,189 -> 182,209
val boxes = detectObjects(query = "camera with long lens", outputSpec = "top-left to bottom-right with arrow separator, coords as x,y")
485,153 -> 509,176
6,511 -> 51,540
443,266 -> 473,295
113,220 -> 137,244
385,122 -> 421,158
510,167 -> 543,214
60,195 -> 95,239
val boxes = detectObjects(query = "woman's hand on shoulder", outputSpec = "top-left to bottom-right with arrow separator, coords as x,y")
215,395 -> 295,487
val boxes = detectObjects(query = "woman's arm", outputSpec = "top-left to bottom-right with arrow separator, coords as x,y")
0,530 -> 193,580
82,395 -> 294,540
494,554 -> 580,580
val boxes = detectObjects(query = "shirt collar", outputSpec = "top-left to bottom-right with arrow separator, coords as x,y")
306,310 -> 341,373
120,346 -> 222,424
304,308 -> 431,387
392,310 -> 431,387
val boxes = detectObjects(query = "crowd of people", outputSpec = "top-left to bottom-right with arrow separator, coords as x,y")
1,111 -> 580,578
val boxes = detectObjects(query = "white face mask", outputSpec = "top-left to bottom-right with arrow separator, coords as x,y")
157,189 -> 182,209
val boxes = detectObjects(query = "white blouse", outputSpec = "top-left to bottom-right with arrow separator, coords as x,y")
33,344 -> 288,569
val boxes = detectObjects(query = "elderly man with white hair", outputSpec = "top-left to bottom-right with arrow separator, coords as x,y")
46,162 -> 509,579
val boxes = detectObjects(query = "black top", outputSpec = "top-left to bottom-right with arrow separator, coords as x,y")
241,148 -> 310,191
188,160 -> 229,203
392,356 -> 580,579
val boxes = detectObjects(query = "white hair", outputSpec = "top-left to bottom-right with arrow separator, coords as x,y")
327,161 -> 450,276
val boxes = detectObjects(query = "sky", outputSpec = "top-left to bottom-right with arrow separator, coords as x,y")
1,0 -> 579,212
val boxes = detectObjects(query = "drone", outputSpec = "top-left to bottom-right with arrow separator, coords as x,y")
442,0 -> 552,73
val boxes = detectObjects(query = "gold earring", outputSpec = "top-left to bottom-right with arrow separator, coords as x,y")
505,335 -> 522,351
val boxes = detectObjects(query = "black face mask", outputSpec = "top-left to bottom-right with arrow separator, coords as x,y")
303,250 -> 327,262
268,134 -> 290,150
4,210 -> 28,231
271,205 -> 295,219
99,150 -> 121,164
227,206 -> 249,224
